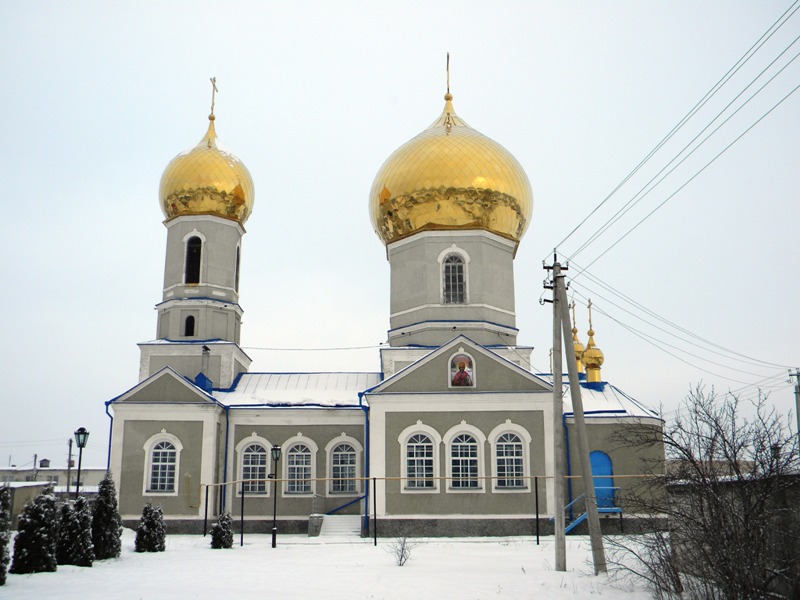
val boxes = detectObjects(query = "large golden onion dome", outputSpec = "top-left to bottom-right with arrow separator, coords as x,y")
159,115 -> 254,224
369,93 -> 532,245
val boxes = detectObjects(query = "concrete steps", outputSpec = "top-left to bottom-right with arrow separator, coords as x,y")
318,514 -> 361,537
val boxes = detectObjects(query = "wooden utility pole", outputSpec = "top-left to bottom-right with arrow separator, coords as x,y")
546,254 -> 607,575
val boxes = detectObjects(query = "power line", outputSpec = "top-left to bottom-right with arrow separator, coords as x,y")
568,46 -> 800,265
547,0 -> 800,259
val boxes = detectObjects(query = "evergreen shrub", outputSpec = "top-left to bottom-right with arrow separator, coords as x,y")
10,489 -> 59,574
0,486 -> 11,585
92,473 -> 122,559
57,497 -> 94,567
134,503 -> 166,552
210,513 -> 234,549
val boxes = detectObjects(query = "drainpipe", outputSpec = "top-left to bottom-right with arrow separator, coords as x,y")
359,392 -> 370,533
105,402 -> 114,473
221,405 -> 230,514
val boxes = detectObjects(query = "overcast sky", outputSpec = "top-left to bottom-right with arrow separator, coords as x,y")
2,1 -> 798,468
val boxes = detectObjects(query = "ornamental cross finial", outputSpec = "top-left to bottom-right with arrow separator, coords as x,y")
210,77 -> 218,116
587,299 -> 594,331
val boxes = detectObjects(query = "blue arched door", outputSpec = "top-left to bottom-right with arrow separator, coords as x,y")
590,451 -> 614,508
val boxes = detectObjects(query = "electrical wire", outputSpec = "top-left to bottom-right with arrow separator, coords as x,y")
547,0 -> 800,260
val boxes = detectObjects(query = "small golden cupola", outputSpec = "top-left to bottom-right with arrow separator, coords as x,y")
582,299 -> 605,384
369,80 -> 532,246
570,301 -> 586,376
159,79 -> 254,224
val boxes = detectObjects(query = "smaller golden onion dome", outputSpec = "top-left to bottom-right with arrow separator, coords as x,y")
369,93 -> 532,245
582,299 -> 604,383
159,115 -> 255,224
570,301 -> 585,374
572,326 -> 586,374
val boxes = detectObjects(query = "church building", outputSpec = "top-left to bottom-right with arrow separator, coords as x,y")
106,86 -> 663,535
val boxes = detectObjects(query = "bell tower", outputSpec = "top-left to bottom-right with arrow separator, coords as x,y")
139,81 -> 255,388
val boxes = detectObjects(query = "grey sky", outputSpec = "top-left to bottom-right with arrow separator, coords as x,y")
2,1 -> 798,468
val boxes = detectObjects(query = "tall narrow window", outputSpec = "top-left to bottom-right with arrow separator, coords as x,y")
184,315 -> 195,337
406,434 -> 434,489
496,433 -> 524,488
241,444 -> 267,494
286,444 -> 312,493
185,236 -> 202,284
149,441 -> 176,492
234,247 -> 241,292
450,434 -> 479,488
443,254 -> 465,304
331,443 -> 356,493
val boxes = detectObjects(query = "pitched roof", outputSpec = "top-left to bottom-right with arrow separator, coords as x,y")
213,372 -> 380,407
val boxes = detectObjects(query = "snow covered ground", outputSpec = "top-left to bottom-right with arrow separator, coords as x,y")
2,530 -> 652,599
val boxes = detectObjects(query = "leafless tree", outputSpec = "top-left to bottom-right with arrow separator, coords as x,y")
607,387 -> 799,599
387,537 -> 417,566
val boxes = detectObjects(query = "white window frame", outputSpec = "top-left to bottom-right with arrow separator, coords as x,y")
281,435 -> 318,497
235,434 -> 272,496
437,245 -> 470,305
444,423 -> 486,493
324,435 -> 363,497
398,422 -> 442,494
182,229 -> 206,285
488,421 -> 532,493
447,349 -> 477,389
142,430 -> 183,496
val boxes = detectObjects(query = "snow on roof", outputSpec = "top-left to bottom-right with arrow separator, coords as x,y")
213,372 -> 381,407
562,381 -> 661,420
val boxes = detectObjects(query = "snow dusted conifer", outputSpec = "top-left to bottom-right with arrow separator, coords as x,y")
92,473 -> 122,559
134,503 -> 166,552
57,498 -> 94,567
56,502 -> 76,565
210,513 -> 234,549
0,486 -> 11,585
10,488 -> 58,574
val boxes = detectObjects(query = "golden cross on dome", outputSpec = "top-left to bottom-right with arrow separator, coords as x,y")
446,52 -> 450,95
587,299 -> 594,331
209,77 -> 218,116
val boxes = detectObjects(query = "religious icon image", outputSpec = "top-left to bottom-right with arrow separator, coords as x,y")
450,354 -> 474,387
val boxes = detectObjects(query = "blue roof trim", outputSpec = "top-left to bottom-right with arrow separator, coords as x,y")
155,297 -> 243,309
388,319 -> 519,334
105,366 -> 222,408
225,403 -> 361,410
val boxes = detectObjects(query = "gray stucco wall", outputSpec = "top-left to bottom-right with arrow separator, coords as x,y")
564,420 -> 664,510
384,410 -> 546,515
228,419 -> 365,518
382,351 -> 547,394
119,419 -> 205,516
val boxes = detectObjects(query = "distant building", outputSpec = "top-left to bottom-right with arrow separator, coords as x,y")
107,87 -> 664,535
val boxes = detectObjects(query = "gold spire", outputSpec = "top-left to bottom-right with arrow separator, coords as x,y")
582,299 -> 605,383
570,300 -> 585,374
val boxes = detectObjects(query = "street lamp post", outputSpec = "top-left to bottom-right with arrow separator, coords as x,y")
73,427 -> 89,499
270,445 -> 282,548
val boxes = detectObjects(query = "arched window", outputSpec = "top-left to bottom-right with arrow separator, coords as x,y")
286,443 -> 312,494
330,443 -> 357,493
184,315 -> 195,337
450,434 -> 479,488
442,254 -> 465,304
406,434 -> 434,489
185,236 -> 202,284
149,441 -> 177,492
241,444 -> 267,494
496,433 -> 524,488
